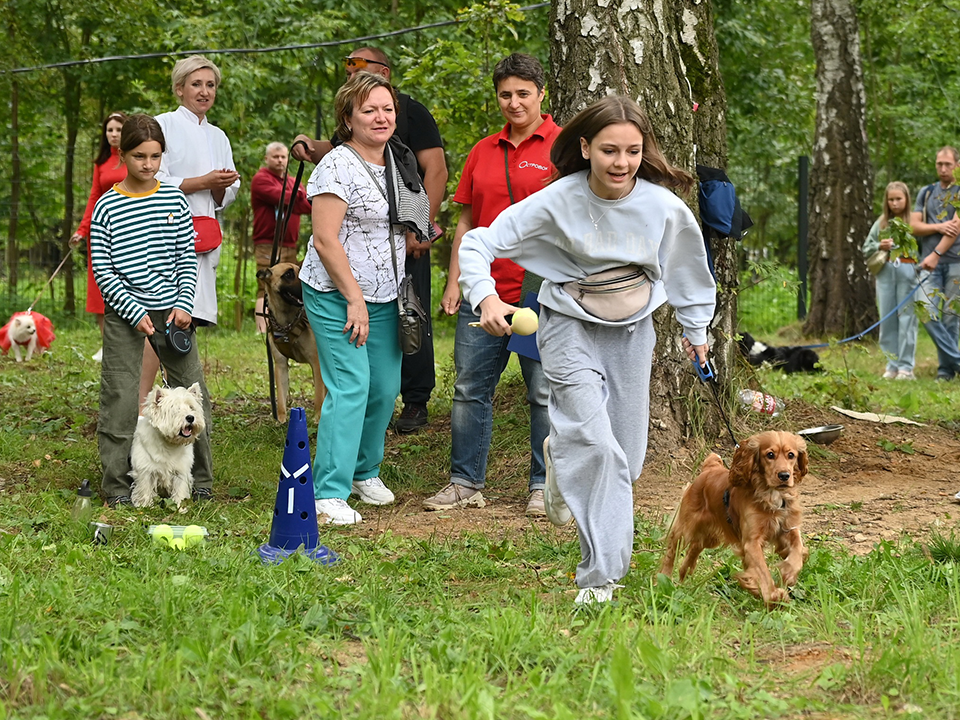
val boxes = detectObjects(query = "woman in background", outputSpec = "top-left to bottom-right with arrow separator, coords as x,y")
139,54 -> 239,501
70,111 -> 128,361
862,181 -> 919,380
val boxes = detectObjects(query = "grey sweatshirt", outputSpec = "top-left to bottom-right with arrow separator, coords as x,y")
458,171 -> 717,345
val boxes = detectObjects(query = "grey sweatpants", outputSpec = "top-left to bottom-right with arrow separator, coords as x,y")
538,306 -> 654,589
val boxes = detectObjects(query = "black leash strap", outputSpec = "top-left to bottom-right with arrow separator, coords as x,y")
269,140 -> 310,267
265,139 -> 310,420
690,355 -> 738,448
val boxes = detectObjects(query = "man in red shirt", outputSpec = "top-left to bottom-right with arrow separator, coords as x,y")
252,142 -> 311,332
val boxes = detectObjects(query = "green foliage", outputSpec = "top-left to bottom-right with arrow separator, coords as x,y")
2,327 -> 960,717
877,439 -> 915,455
884,217 -> 919,262
737,261 -> 803,336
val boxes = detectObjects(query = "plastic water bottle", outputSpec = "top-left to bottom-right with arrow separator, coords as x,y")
738,389 -> 784,417
71,480 -> 94,523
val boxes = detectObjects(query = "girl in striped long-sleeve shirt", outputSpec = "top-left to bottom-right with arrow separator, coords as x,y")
90,114 -> 214,508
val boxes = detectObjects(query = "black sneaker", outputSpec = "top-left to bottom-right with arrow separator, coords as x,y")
394,403 -> 428,434
107,495 -> 133,508
192,487 -> 214,502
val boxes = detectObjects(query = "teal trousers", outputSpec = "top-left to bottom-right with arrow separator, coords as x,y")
303,286 -> 401,500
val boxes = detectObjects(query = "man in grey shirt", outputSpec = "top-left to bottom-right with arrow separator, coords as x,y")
911,146 -> 960,381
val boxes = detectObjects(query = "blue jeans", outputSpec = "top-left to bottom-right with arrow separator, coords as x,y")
450,304 -> 549,491
875,261 -> 919,372
918,262 -> 960,378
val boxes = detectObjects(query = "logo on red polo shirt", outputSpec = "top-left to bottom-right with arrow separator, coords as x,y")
518,160 -> 549,171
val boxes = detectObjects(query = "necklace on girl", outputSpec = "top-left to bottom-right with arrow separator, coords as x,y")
587,186 -> 630,232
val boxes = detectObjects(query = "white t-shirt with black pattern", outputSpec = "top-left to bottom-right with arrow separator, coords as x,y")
301,144 -> 404,303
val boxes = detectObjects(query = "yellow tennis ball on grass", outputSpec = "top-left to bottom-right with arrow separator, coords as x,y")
511,307 -> 539,336
152,524 -> 174,546
170,538 -> 185,550
182,525 -> 205,548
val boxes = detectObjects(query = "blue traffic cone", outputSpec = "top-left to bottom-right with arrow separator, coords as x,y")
257,407 -> 338,565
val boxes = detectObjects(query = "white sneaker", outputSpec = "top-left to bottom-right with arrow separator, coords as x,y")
954,490 -> 960,502
543,438 -> 572,526
92,347 -> 103,362
574,582 -> 624,606
895,370 -> 916,381
315,498 -> 362,525
881,369 -> 897,379
351,477 -> 395,505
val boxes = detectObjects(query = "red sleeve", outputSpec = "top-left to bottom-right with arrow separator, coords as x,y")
453,145 -> 480,205
293,184 -> 311,216
75,162 -> 104,238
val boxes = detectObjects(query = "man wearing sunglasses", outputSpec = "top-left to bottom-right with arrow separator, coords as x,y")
293,46 -> 448,434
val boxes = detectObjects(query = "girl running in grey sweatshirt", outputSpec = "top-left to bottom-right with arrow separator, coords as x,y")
458,95 -> 716,605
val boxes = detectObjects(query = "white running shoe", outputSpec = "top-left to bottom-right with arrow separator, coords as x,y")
543,437 -> 573,526
351,477 -> 395,505
92,348 -> 103,362
575,582 -> 624,606
895,370 -> 916,381
881,369 -> 897,379
315,498 -> 362,525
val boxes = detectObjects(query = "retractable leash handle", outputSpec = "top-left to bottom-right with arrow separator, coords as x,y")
684,336 -> 738,448
692,356 -> 715,382
683,334 -> 714,382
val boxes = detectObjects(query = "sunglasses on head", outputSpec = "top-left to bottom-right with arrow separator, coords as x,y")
344,57 -> 389,70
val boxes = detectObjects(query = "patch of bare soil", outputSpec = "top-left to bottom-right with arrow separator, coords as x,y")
343,406 -> 960,555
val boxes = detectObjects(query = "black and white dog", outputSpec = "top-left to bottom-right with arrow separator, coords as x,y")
738,332 -> 821,373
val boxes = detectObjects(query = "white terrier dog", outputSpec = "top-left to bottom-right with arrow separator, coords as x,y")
130,383 -> 205,508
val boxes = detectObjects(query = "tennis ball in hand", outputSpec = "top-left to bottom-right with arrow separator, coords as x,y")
511,308 -> 539,336
182,525 -> 205,548
153,524 -> 174,546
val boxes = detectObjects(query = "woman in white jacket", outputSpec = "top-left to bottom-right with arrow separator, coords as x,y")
458,96 -> 716,605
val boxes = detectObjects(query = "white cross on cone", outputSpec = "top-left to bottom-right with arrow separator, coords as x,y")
256,407 -> 338,565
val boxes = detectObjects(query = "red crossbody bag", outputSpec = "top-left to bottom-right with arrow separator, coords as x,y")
192,216 -> 222,254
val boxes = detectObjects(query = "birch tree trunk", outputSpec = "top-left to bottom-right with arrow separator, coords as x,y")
804,0 -> 875,336
550,0 -> 734,448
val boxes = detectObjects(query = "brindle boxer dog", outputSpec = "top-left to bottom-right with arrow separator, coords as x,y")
256,263 -> 325,420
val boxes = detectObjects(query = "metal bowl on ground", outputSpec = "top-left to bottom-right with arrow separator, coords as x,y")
797,424 -> 844,445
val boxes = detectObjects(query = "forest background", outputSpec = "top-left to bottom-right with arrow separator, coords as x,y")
0,0 -> 956,327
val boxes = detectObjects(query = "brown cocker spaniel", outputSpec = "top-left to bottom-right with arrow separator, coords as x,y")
658,431 -> 809,607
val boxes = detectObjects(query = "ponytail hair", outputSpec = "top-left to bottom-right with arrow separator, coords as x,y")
550,96 -> 694,195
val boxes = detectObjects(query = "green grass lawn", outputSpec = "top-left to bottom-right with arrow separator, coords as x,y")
3,317 -> 960,719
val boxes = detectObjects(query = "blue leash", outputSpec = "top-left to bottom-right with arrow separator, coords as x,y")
797,277 -> 923,350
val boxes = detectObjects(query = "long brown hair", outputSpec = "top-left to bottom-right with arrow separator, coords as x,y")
880,181 -> 911,229
551,96 -> 694,194
95,112 -> 128,166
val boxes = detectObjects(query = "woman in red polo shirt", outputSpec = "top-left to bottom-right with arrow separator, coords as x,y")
423,53 -> 561,517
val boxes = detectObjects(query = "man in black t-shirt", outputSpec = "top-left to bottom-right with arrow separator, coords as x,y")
294,47 -> 448,434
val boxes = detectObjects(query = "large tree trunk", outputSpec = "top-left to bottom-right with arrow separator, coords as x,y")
804,0 -> 875,336
551,0 -> 734,448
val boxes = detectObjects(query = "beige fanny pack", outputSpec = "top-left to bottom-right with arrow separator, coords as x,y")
563,265 -> 650,322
